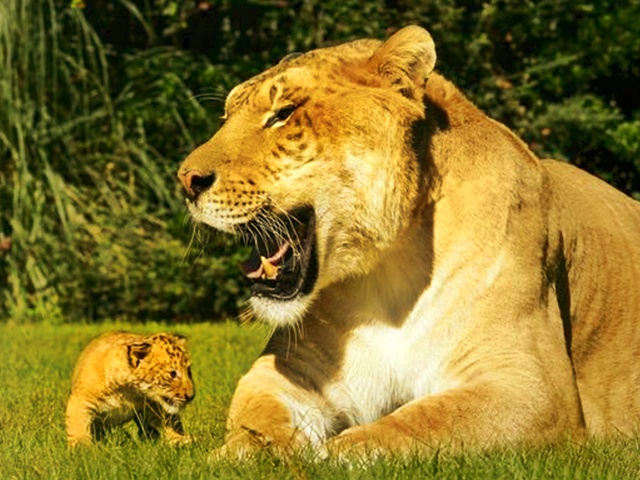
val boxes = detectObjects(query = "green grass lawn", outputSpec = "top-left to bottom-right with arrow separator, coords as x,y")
1,321 -> 639,479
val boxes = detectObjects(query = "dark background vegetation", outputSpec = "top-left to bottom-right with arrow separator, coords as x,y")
1,0 -> 639,323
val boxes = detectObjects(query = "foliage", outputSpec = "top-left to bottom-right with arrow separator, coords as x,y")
0,0 -> 247,323
2,321 -> 640,478
1,0 -> 638,322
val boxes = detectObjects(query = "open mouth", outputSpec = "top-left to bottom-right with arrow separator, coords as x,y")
238,207 -> 318,301
157,396 -> 181,414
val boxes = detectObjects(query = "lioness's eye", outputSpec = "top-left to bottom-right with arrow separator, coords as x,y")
265,105 -> 297,128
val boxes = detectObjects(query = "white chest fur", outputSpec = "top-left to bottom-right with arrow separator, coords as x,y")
278,244 -> 501,444
280,314 -> 461,445
325,322 -> 457,427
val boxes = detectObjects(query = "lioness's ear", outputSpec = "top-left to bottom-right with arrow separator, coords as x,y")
279,52 -> 302,64
128,342 -> 152,368
369,25 -> 436,99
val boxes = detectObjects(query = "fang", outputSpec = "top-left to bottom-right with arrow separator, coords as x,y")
261,256 -> 280,280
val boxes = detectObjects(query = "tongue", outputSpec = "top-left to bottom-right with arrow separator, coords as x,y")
241,242 -> 290,280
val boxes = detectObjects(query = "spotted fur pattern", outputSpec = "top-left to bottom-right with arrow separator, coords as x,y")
65,332 -> 195,447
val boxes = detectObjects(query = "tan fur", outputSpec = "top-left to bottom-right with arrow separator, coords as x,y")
178,26 -> 640,460
65,332 -> 195,447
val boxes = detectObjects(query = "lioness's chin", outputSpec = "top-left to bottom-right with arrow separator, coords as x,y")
249,294 -> 313,327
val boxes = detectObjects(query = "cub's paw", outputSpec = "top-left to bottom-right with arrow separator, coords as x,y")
165,432 -> 195,446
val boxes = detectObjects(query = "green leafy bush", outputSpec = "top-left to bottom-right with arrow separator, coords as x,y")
0,0 -> 246,323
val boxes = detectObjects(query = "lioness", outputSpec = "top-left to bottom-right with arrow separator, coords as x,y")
178,26 -> 640,458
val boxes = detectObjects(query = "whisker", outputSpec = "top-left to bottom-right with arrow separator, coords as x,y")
238,304 -> 254,326
191,87 -> 229,106
182,224 -> 198,261
272,213 -> 298,260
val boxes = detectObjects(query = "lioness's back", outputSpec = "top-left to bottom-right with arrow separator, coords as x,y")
544,159 -> 640,436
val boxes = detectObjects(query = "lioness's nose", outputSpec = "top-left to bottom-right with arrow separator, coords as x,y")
178,168 -> 215,200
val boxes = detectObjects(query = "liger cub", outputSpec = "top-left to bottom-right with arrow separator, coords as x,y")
65,332 -> 195,447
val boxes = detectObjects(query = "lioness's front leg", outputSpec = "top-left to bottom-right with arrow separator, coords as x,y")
325,382 -> 579,459
215,355 -> 321,459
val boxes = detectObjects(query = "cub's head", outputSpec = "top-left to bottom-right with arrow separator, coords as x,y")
127,333 -> 195,415
178,26 -> 437,327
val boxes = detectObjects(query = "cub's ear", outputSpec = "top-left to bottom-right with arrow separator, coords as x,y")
172,333 -> 188,348
128,342 -> 152,368
368,25 -> 437,99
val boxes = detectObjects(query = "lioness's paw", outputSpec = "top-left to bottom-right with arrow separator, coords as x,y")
208,442 -> 264,463
207,431 -> 265,463
324,431 -> 386,465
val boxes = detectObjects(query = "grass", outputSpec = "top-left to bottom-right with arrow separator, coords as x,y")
1,320 -> 639,479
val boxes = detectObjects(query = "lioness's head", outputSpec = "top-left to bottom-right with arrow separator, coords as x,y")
178,26 -> 437,326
